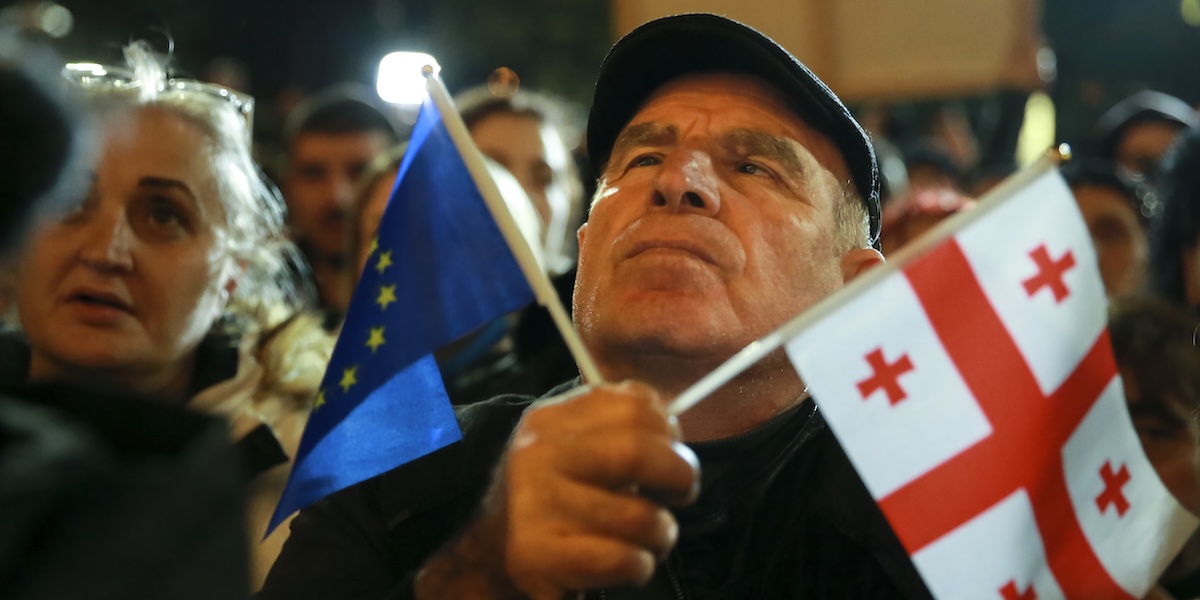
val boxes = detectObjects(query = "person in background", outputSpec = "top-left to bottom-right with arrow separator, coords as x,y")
1062,158 -> 1158,297
456,86 -> 591,399
1108,297 -> 1200,600
347,144 -> 408,279
877,144 -> 973,256
3,42 -> 331,590
1094,90 -> 1197,181
1149,125 -> 1200,311
456,85 -> 585,277
281,86 -> 399,319
345,139 -> 561,404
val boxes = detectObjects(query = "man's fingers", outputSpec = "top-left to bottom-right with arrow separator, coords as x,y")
550,430 -> 698,498
550,480 -> 679,558
509,534 -> 658,593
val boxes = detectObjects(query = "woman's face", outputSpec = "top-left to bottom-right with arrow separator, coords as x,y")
355,168 -> 398,276
16,107 -> 234,392
470,112 -> 560,232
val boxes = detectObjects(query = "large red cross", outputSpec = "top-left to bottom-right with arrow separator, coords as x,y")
1096,461 -> 1131,517
999,580 -> 1038,600
857,348 -> 915,406
882,240 -> 1131,598
1022,245 -> 1076,303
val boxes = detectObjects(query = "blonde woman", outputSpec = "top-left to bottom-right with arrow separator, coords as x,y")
1,43 -> 331,588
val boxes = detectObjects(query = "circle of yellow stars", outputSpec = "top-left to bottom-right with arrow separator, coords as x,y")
312,237 -> 397,413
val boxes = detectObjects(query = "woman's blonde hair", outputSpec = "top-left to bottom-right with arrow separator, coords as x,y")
73,42 -> 313,336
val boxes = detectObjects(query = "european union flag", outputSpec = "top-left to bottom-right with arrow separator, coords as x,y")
268,87 -> 536,533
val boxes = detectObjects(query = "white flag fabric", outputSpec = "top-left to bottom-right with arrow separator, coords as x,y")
784,169 -> 1197,599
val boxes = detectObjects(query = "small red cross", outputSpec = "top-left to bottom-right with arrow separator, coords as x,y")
857,347 -> 915,406
1022,245 -> 1076,303
999,580 -> 1037,600
1096,461 -> 1131,517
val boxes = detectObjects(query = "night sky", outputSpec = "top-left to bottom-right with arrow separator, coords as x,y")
40,0 -> 1200,144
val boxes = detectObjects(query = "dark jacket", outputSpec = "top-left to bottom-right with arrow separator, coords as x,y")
261,385 -> 933,599
0,329 -> 287,599
0,385 -> 250,599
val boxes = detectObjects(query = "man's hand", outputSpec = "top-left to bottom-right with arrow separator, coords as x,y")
414,381 -> 700,600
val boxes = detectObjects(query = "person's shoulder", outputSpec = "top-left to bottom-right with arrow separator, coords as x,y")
803,409 -> 933,600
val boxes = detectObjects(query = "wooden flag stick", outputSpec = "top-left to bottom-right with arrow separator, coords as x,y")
666,145 -> 1072,416
423,69 -> 605,385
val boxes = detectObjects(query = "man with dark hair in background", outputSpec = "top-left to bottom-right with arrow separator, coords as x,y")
282,87 -> 399,318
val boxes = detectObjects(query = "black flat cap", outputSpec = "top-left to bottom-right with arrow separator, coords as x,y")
586,13 -> 881,249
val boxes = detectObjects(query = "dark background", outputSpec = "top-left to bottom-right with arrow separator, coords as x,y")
24,0 -> 1200,150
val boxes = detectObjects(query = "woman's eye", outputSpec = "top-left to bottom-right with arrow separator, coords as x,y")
140,196 -> 192,234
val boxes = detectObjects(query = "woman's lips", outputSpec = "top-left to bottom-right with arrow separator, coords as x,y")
64,288 -> 134,324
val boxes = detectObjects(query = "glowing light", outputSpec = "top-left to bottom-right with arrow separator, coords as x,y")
376,52 -> 440,105
65,62 -> 108,76
34,2 -> 73,38
1016,91 -> 1056,167
1183,0 -> 1200,26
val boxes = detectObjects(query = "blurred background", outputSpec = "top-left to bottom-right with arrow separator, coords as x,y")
6,0 -> 1200,179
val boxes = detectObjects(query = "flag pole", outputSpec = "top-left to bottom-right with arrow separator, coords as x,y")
666,145 -> 1073,416
423,69 -> 606,385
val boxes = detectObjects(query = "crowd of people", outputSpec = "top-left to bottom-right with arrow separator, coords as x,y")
2,9 -> 1199,600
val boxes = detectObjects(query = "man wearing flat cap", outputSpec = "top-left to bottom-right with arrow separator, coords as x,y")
262,14 -> 933,600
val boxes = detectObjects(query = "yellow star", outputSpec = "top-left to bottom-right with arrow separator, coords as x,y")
366,326 -> 386,353
313,389 -> 326,410
376,284 -> 397,310
339,366 -> 358,393
368,237 -> 378,256
375,250 -> 393,275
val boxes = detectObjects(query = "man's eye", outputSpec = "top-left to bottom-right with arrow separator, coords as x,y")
1134,416 -> 1185,441
298,165 -> 326,181
737,162 -> 768,176
630,154 -> 660,168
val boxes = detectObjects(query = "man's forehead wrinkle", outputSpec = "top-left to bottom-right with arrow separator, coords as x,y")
612,122 -> 678,156
721,128 -> 806,177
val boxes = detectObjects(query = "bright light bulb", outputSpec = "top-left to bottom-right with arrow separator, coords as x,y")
376,52 -> 439,105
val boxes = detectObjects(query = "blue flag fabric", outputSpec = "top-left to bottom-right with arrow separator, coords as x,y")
268,92 -> 536,533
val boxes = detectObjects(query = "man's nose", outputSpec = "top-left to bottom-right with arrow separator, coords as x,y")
331,175 -> 357,209
651,149 -> 721,216
79,209 -> 134,272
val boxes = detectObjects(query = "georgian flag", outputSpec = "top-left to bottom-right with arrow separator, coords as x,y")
781,169 -> 1197,599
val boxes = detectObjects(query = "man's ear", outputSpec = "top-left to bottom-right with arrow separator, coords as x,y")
840,247 -> 884,283
577,222 -> 588,248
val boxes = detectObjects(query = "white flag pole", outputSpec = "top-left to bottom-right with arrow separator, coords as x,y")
666,146 -> 1072,416
423,69 -> 605,385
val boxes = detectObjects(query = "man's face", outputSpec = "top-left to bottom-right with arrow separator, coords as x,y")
284,131 -> 390,260
1071,184 -> 1147,296
574,74 -> 872,368
1124,369 -> 1200,516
